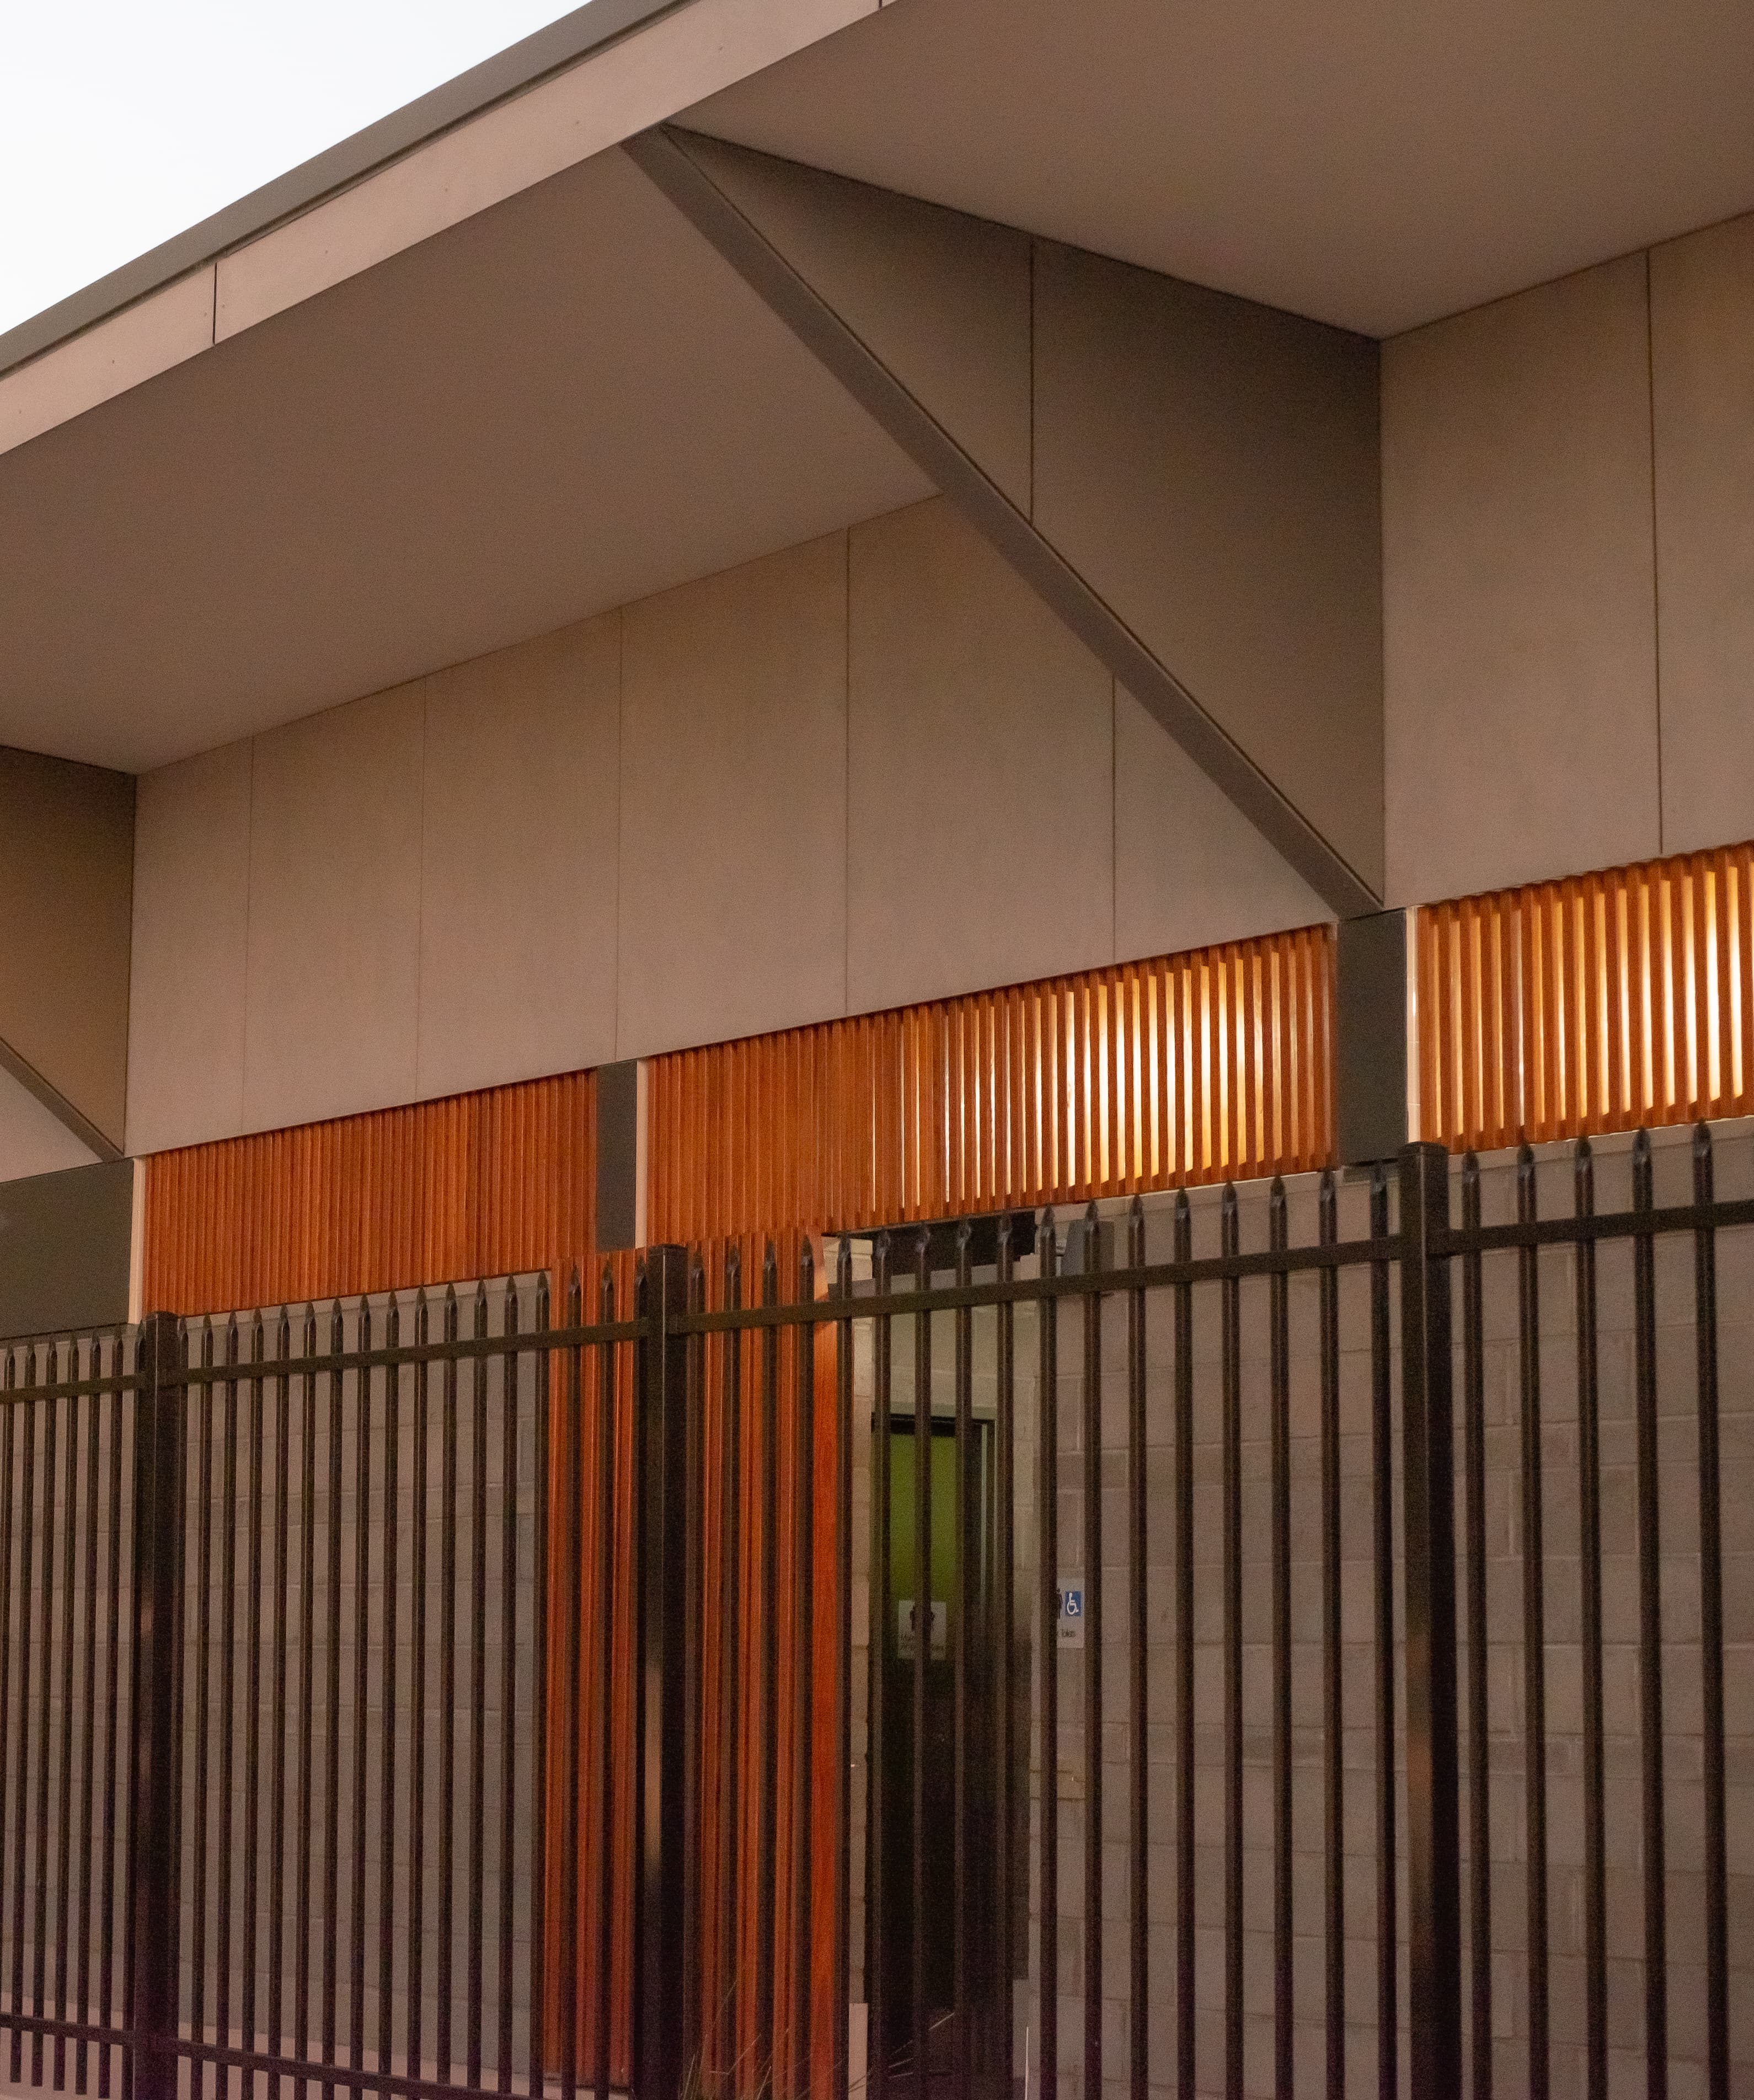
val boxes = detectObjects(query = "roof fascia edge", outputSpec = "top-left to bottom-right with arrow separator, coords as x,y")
625,124 -> 1382,922
0,0 -> 696,382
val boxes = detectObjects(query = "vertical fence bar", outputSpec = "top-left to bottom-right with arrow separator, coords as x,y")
1369,1165 -> 1396,2100
682,1257 -> 707,2098
1318,1173 -> 1344,2100
995,1219 -> 1017,2100
1221,1185 -> 1243,2100
1692,1124 -> 1728,2100
218,1317 -> 242,2100
1399,1143 -> 1461,2100
1269,1180 -> 1293,2100
497,1283 -> 520,2097
1037,1215 -> 1059,2100
869,1234 -> 892,2100
409,1295 -> 431,2098
1079,1208 -> 1104,2100
129,1311 -> 185,2100
910,1230 -> 931,2100
186,1327 -> 215,2100
99,1336 -> 126,2100
1126,1198 -> 1147,2100
436,1288 -> 460,2090
0,1357 -> 17,2082
34,1345 -> 60,2086
350,1307 -> 372,2090
833,1237 -> 854,2100
321,1302 -> 345,2100
529,1278 -> 552,2100
635,1247 -> 691,2100
269,1312 -> 293,2100
295,1307 -> 318,2100
793,1241 -> 817,2100
952,1221 -> 973,2100
759,1247 -> 781,2081
77,1353 -> 104,2097
12,1347 -> 37,2090
593,1269 -> 618,2100
1631,1130 -> 1667,2097
55,1347 -> 81,2092
467,1283 -> 489,2092
1515,1147 -> 1548,2100
718,1246 -> 744,2098
1573,1144 -> 1607,2100
1173,1193 -> 1194,2100
240,1318 -> 266,2100
560,1275 -> 584,2100
1459,1160 -> 1490,2100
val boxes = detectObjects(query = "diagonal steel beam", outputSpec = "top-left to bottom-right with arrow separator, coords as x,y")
0,1031 -> 121,1162
625,122 -> 1381,920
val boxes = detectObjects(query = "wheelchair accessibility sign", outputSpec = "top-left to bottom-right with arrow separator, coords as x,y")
1057,1584 -> 1084,1647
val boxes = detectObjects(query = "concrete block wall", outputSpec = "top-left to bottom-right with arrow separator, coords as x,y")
170,1300 -> 544,2081
845,1129 -> 1754,2097
1019,1131 -> 1754,2098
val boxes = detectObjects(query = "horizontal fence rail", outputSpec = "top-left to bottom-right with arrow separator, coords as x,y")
3,1125 -> 1748,2100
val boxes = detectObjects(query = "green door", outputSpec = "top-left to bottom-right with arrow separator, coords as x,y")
874,1415 -> 1002,2091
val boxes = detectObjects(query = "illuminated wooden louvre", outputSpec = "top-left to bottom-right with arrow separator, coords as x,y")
143,1068 -> 597,1315
648,925 -> 1335,1245
1415,842 -> 1754,1151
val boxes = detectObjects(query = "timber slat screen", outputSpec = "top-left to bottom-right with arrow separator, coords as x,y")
1418,841 -> 1754,1150
646,926 -> 1335,1245
2,1127 -> 1748,2100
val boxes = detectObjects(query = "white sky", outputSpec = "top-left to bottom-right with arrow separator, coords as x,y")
0,1 -> 579,339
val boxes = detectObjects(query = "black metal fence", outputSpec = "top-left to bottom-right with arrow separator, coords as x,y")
0,1133 -> 1745,2100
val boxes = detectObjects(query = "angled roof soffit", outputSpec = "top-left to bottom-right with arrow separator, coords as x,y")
0,0 -> 880,453
626,126 -> 1386,919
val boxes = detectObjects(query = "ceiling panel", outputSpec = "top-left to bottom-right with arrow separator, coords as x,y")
0,143 -> 928,771
691,0 -> 1754,336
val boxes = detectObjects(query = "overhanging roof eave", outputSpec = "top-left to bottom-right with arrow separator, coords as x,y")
0,0 -> 693,382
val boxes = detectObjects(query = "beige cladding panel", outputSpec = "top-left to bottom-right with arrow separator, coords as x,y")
0,748 -> 134,1148
1030,239 -> 1384,897
126,498 -> 1359,1156
1382,253 -> 1661,905
242,681 -> 427,1133
615,530 -> 849,1060
127,740 -> 252,1154
671,133 -> 1034,508
1651,211 -> 1754,858
1113,688 -> 1329,963
846,499 -> 1113,1014
418,616 -> 621,1100
0,1065 -> 98,1185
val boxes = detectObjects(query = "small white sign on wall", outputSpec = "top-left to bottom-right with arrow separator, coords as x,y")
896,1597 -> 947,1661
1057,1584 -> 1084,1647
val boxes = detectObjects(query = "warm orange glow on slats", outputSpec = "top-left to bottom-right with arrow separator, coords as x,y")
141,1070 -> 597,1314
1416,843 -> 1754,1150
648,928 -> 1335,1244
657,1233 -> 837,2099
